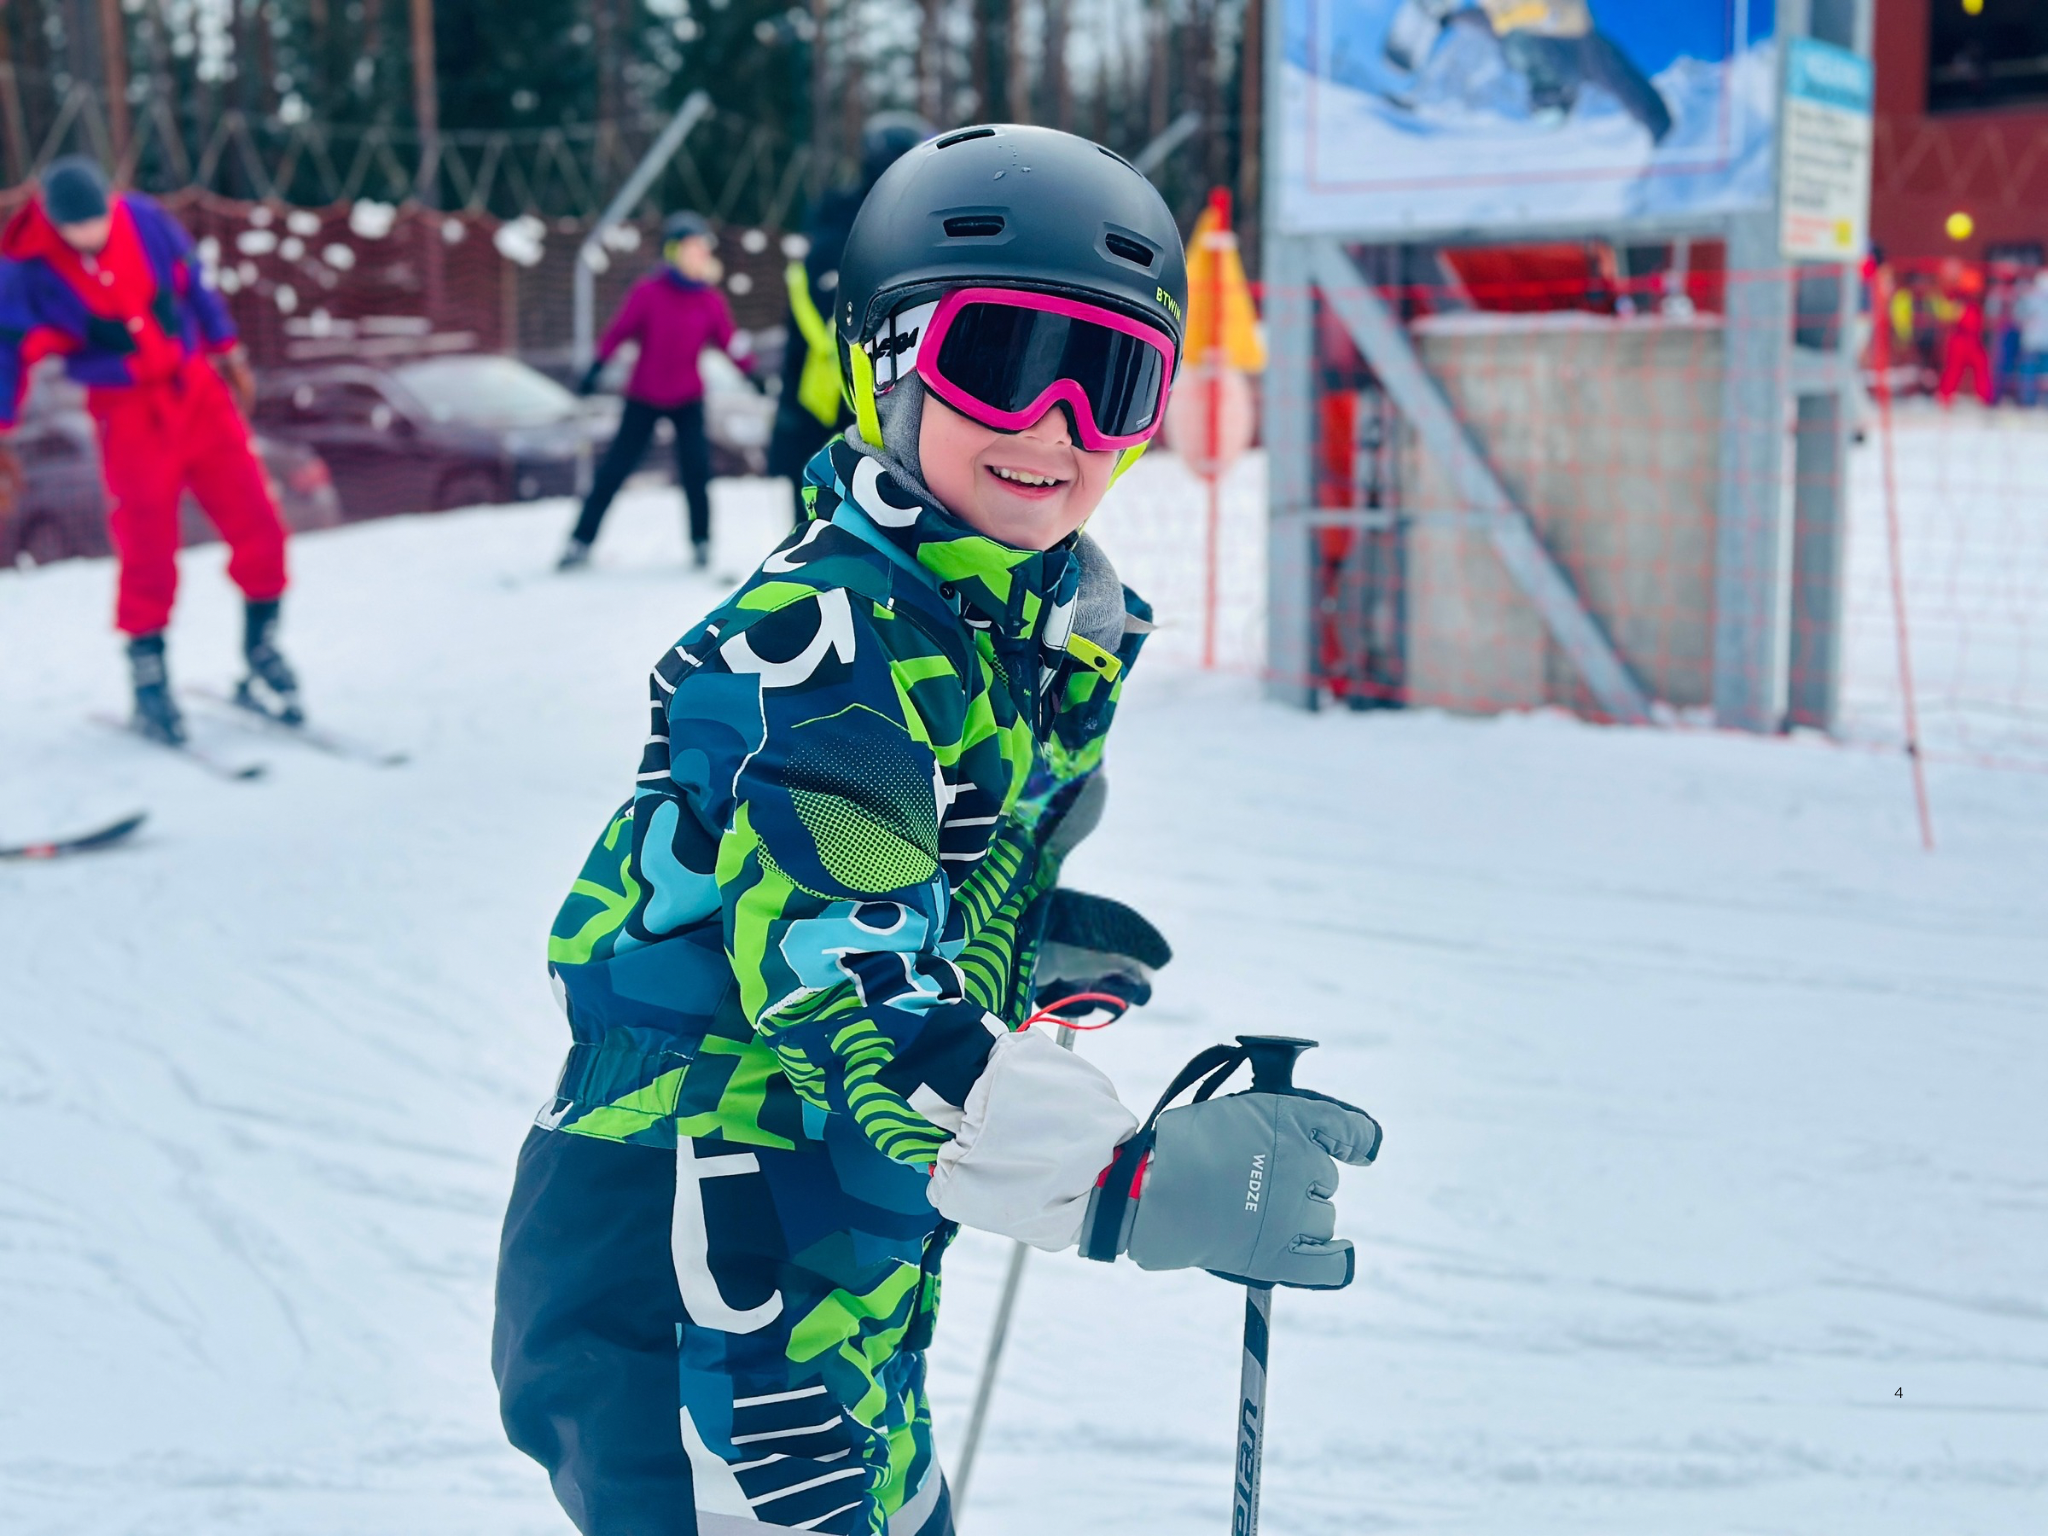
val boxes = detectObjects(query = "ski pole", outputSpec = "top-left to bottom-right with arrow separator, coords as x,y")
950,1021 -> 1075,1517
951,1219 -> 1031,1514
1229,1036 -> 1317,1536
954,986 -> 1138,1518
1233,1284 -> 1272,1536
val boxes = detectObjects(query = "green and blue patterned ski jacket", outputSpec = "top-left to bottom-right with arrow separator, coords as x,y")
542,437 -> 1149,1164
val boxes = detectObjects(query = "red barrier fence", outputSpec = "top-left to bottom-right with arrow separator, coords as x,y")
1095,267 -> 2048,788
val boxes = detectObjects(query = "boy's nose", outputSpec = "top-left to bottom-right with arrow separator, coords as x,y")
1017,402 -> 1077,446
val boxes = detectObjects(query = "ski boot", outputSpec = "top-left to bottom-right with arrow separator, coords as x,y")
236,598 -> 304,726
126,631 -> 187,746
557,537 -> 593,572
691,538 -> 711,571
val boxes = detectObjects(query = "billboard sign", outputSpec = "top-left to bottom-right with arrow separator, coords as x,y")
1276,0 -> 1780,237
1778,38 -> 1874,261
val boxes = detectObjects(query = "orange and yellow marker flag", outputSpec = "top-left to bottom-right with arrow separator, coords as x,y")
1183,191 -> 1267,374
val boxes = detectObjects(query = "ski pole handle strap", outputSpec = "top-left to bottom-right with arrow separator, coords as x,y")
1081,1130 -> 1150,1262
1081,1042 -> 1246,1264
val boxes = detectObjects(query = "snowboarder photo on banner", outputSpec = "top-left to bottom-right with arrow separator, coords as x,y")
560,210 -> 750,573
494,125 -> 1382,1536
0,156 -> 300,746
1384,0 -> 1673,142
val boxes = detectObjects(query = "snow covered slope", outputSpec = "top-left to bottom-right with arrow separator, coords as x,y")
2,465 -> 2043,1535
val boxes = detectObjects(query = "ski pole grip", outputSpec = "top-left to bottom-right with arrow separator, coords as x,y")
1238,1035 -> 1317,1093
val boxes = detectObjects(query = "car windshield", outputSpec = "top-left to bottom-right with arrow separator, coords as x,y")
391,355 -> 576,427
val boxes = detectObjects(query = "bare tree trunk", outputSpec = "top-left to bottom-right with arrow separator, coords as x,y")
96,0 -> 133,164
594,0 -> 618,124
142,0 -> 189,180
1004,0 -> 1028,121
969,0 -> 991,122
1146,0 -> 1167,140
256,0 -> 279,120
363,0 -> 384,107
1090,46 -> 1109,149
410,0 -> 439,199
1045,0 -> 1068,130
0,3 -> 26,186
919,0 -> 943,124
842,5 -> 865,162
809,0 -> 829,195
1237,0 -> 1260,277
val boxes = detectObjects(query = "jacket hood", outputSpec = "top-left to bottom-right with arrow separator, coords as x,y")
1,196 -> 76,263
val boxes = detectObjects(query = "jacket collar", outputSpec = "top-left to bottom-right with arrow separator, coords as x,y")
1,194 -> 130,265
803,436 -> 1079,648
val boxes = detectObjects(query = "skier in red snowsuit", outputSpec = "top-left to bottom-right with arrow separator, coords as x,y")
0,157 -> 298,744
1936,266 -> 1994,409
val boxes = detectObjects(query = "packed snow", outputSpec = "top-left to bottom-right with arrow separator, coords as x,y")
2,453 -> 2044,1536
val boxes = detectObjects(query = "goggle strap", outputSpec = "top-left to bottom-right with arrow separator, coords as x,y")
1108,439 -> 1152,487
846,340 -> 884,448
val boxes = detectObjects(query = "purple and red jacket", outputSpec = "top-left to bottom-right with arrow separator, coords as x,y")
596,268 -> 738,409
0,193 -> 237,427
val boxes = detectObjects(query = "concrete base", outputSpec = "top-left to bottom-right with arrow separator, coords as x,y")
1398,311 -> 1725,716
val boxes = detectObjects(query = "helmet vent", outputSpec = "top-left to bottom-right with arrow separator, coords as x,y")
943,214 -> 1007,238
936,127 -> 997,150
1103,232 -> 1156,269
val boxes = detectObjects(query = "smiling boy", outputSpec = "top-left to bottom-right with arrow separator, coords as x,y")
494,125 -> 1375,1536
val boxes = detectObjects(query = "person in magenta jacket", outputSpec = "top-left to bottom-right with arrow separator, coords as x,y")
560,211 -> 748,571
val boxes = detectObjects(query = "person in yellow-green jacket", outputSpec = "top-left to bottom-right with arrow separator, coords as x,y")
766,113 -> 930,507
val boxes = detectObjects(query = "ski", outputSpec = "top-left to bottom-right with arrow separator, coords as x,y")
186,687 -> 411,768
0,810 -> 148,860
89,712 -> 268,781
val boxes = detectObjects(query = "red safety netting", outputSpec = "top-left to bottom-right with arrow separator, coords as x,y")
1092,249 -> 2048,793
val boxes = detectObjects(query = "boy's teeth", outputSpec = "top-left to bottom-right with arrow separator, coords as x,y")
991,466 -> 1058,487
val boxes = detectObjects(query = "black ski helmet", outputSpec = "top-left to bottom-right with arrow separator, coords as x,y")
835,124 -> 1189,423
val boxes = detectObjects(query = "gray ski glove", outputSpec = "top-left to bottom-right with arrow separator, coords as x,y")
1080,1039 -> 1381,1290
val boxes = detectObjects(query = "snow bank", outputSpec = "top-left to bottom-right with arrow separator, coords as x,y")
2,466 -> 2043,1535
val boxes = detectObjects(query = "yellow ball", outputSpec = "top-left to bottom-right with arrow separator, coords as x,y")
1963,0 -> 1985,15
1946,210 -> 1976,242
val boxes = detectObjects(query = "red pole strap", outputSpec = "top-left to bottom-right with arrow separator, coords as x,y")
1022,991 -> 1134,1032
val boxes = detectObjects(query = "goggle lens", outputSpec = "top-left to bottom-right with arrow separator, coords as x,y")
929,300 -> 1169,442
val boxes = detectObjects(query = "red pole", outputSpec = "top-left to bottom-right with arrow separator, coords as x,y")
1873,270 -> 1936,851
1201,187 -> 1229,672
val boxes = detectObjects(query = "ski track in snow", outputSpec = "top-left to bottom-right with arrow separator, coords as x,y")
2,460 -> 2044,1535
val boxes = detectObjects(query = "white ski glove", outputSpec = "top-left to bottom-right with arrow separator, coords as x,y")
926,1025 -> 1137,1250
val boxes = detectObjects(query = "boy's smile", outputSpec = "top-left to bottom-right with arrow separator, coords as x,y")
919,392 -> 1119,550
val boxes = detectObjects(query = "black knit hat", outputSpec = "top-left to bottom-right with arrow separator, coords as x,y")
40,156 -> 110,225
662,210 -> 713,246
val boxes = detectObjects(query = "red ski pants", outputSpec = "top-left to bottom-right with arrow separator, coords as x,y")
91,358 -> 288,637
1937,331 -> 1994,408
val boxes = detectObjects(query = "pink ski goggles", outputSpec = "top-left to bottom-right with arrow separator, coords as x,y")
912,287 -> 1178,452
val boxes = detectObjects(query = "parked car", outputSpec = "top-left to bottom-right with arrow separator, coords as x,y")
251,353 -> 613,519
1,364 -> 342,568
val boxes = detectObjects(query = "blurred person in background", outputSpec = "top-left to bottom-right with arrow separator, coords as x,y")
765,111 -> 931,515
0,155 -> 299,745
2013,270 -> 2048,407
560,210 -> 748,573
1936,262 -> 1994,408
